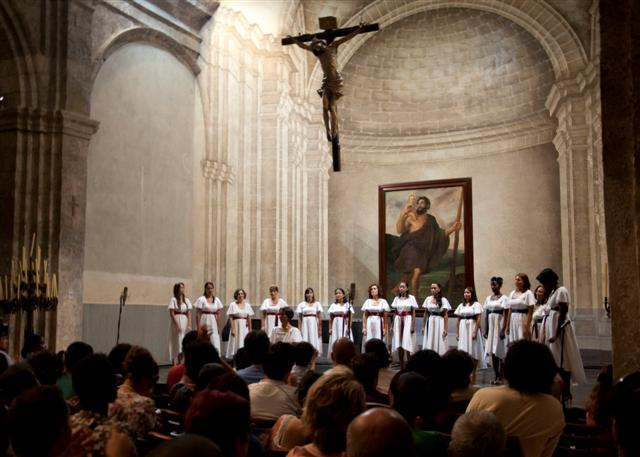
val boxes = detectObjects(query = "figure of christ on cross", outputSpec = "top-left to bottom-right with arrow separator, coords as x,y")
283,18 -> 379,171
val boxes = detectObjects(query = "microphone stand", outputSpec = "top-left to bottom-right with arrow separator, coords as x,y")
116,286 -> 128,345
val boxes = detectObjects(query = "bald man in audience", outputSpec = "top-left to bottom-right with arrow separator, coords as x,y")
345,407 -> 415,457
325,338 -> 356,375
449,412 -> 506,457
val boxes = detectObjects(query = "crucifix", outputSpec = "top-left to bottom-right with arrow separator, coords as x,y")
283,17 -> 379,171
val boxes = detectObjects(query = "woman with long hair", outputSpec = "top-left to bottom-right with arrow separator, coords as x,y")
421,282 -> 451,355
194,282 -> 224,353
296,288 -> 324,356
225,288 -> 254,359
391,281 -> 418,369
328,288 -> 353,351
260,285 -> 287,338
362,283 -> 390,342
505,273 -> 535,344
482,277 -> 508,384
168,282 -> 192,365
454,286 -> 484,383
531,284 -> 546,343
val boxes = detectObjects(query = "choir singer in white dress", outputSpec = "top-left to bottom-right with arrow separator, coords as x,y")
296,288 -> 324,356
391,281 -> 418,369
194,281 -> 224,353
455,286 -> 484,383
168,282 -> 192,365
225,288 -> 254,359
260,285 -> 287,338
328,288 -> 353,352
421,282 -> 451,355
505,273 -> 535,344
361,283 -> 390,342
482,277 -> 508,384
531,284 -> 546,342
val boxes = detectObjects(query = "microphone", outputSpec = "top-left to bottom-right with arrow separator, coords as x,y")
349,283 -> 356,304
120,287 -> 128,306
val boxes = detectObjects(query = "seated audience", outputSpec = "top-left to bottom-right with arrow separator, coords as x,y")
196,362 -> 227,391
405,349 -> 448,398
237,330 -> 270,385
352,353 -> 389,404
109,346 -> 160,440
57,341 -> 94,400
234,347 -> 250,370
70,353 -> 135,456
287,371 -> 366,457
442,349 -> 478,404
107,343 -> 132,386
270,307 -> 303,344
20,332 -> 45,360
147,434 -> 223,457
346,407 -> 415,457
466,340 -> 564,457
325,337 -> 356,375
364,338 -> 396,396
0,363 -> 38,408
0,321 -> 13,375
611,371 -> 640,457
249,342 -> 300,420
585,364 -> 614,427
166,331 -> 199,389
185,389 -> 251,457
27,350 -> 62,385
449,411 -> 506,457
289,341 -> 317,387
170,340 -> 221,413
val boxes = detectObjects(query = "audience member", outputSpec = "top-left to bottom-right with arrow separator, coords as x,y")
449,411 -> 506,457
0,363 -> 38,408
405,349 -> 447,396
466,340 -> 564,457
70,354 -> 135,457
611,371 -> 640,457
234,347 -> 251,370
364,338 -> 396,396
21,332 -> 45,360
185,389 -> 251,457
208,371 -> 250,400
249,342 -> 300,420
289,341 -> 317,387
147,434 -> 223,457
107,343 -> 132,386
196,362 -> 227,391
325,337 -> 356,375
287,371 -> 365,457
166,330 -> 199,389
57,341 -> 94,400
109,346 -> 160,440
442,349 -> 478,404
0,321 -> 12,375
27,350 -> 62,385
270,307 -> 303,344
585,364 -> 614,427
346,407 -> 415,457
169,340 -> 220,413
237,330 -> 270,384
352,353 -> 389,404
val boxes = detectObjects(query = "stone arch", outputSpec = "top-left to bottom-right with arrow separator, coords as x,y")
306,0 -> 588,99
92,27 -> 200,87
0,0 -> 38,106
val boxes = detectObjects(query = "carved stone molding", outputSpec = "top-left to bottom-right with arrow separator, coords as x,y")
0,107 -> 99,139
202,159 -> 234,184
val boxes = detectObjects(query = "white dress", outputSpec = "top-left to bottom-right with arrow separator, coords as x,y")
225,301 -> 255,359
391,295 -> 418,353
543,287 -> 587,384
295,301 -> 324,355
421,295 -> 451,355
260,298 -> 287,337
362,298 -> 390,341
483,295 -> 508,361
328,302 -> 354,350
531,302 -> 546,342
168,297 -> 192,363
194,296 -> 224,352
506,289 -> 535,344
270,326 -> 303,344
454,302 -> 484,361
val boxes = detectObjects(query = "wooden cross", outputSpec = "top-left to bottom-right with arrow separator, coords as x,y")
283,17 -> 379,171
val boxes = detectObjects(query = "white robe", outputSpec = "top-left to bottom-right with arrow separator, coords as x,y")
483,295 -> 508,361
506,289 -> 535,344
362,298 -> 390,341
454,302 -> 484,362
421,295 -> 451,355
225,301 -> 254,359
194,296 -> 224,352
328,302 -> 353,350
168,297 -> 192,364
391,295 -> 418,353
260,298 -> 287,337
295,301 -> 324,355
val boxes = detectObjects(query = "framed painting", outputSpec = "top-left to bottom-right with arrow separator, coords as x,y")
379,178 -> 474,307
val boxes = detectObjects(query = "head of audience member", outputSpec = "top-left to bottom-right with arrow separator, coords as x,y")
352,353 -> 380,396
147,434 -> 223,457
406,349 -> 448,397
364,338 -> 391,369
0,320 -> 9,351
585,364 -> 614,427
442,349 -> 474,392
302,372 -> 366,455
263,342 -> 296,382
611,371 -> 640,457
63,341 -> 93,375
21,333 -> 45,360
234,348 -> 250,370
503,340 -> 557,394
449,411 -> 506,457
390,371 -> 447,430
331,338 -> 356,368
27,351 -> 62,385
182,330 -> 200,350
196,363 -> 227,391
207,371 -> 250,401
185,390 -> 250,457
294,341 -> 317,369
243,330 -> 270,366
345,407 -> 415,457
296,370 -> 321,405
108,343 -> 132,383
184,340 -> 221,383
279,307 -> 294,328
8,386 -> 71,457
123,346 -> 159,397
0,364 -> 38,408
72,354 -> 117,415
